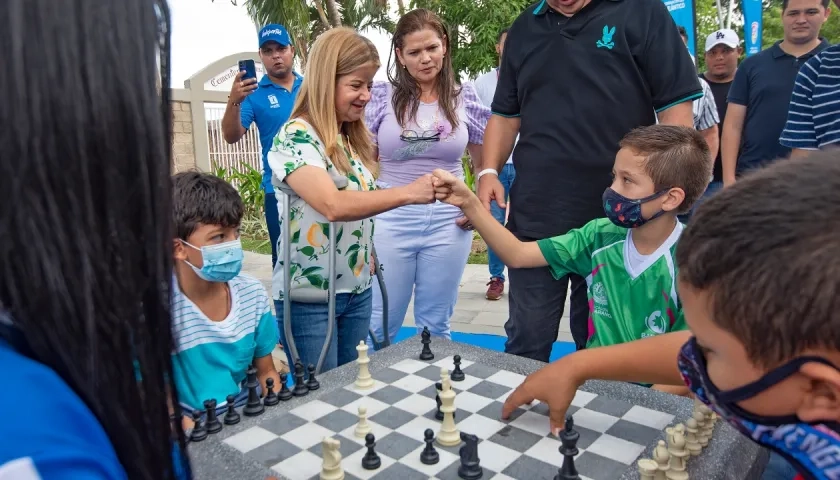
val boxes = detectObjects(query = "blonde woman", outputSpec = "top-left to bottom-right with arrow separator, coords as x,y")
267,27 -> 435,375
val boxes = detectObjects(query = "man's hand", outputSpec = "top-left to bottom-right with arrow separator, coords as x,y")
432,169 -> 479,209
229,70 -> 258,105
501,358 -> 584,435
476,173 -> 506,212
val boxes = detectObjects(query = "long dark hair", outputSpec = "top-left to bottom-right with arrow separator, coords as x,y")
0,1 -> 188,479
387,9 -> 462,129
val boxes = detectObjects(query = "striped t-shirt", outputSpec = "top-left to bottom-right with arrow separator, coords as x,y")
779,44 -> 840,151
171,274 -> 278,412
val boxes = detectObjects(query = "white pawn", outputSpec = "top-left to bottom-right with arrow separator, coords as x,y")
684,418 -> 702,456
653,440 -> 670,480
638,459 -> 658,480
354,406 -> 372,438
320,437 -> 344,480
355,341 -> 374,389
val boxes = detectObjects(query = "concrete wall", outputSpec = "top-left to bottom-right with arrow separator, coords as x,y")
171,99 -> 196,172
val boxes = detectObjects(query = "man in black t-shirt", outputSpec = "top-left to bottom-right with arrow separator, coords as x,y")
698,28 -> 742,200
476,0 -> 701,361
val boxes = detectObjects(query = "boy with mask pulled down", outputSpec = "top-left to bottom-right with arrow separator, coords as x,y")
491,151 -> 840,480
433,125 -> 712,392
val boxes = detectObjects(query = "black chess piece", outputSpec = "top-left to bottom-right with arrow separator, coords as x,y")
362,433 -> 381,470
292,361 -> 309,397
555,415 -> 580,480
306,364 -> 320,391
203,399 -> 223,434
223,394 -> 240,425
450,354 -> 465,381
277,372 -> 293,401
458,432 -> 483,480
419,326 -> 434,360
263,377 -> 280,406
243,365 -> 265,417
420,429 -> 440,465
434,382 -> 453,421
189,409 -> 207,442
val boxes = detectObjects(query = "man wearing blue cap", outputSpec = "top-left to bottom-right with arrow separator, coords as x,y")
222,24 -> 302,268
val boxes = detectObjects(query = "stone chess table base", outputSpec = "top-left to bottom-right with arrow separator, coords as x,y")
187,338 -> 770,480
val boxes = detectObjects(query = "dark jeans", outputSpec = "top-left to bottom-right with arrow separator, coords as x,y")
265,192 -> 281,268
678,181 -> 723,224
504,234 -> 591,361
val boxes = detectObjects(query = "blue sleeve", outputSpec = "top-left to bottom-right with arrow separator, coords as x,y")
254,309 -> 279,358
727,61 -> 751,106
780,56 -> 821,150
240,97 -> 255,131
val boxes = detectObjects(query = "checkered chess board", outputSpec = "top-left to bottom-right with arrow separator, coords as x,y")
220,355 -> 677,480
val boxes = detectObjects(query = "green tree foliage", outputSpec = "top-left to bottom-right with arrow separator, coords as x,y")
409,0 -> 532,79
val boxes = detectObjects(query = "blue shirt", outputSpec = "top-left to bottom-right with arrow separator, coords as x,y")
170,274 -> 278,411
240,73 -> 303,193
0,337 -> 127,479
728,40 -> 828,174
780,43 -> 840,151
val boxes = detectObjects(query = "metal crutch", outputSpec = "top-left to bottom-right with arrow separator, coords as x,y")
276,175 -> 389,376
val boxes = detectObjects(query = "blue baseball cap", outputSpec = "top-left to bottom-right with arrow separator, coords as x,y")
258,24 -> 292,48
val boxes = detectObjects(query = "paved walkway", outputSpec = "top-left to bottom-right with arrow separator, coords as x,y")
243,251 -> 574,343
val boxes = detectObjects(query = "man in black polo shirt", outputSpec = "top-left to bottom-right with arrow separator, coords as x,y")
477,0 -> 702,362
720,0 -> 830,184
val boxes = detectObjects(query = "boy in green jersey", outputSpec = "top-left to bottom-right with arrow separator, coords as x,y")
433,125 -> 712,354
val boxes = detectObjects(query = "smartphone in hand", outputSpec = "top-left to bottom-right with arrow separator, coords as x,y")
238,59 -> 257,81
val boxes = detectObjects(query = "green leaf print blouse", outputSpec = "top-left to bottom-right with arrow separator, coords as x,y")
266,119 -> 377,300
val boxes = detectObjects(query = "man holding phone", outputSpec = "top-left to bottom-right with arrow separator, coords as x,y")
222,23 -> 302,268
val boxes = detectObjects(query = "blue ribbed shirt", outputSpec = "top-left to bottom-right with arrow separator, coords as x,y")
780,43 -> 840,151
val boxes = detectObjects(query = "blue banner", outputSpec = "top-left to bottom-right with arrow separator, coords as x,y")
742,0 -> 763,56
664,0 -> 698,58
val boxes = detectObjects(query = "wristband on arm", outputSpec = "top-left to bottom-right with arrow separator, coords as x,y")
476,168 -> 498,181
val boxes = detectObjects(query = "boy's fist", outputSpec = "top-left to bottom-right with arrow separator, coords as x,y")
431,169 -> 475,208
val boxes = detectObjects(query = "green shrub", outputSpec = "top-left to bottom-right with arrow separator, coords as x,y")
213,163 -> 269,245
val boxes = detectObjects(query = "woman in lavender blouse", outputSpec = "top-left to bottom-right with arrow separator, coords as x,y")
365,8 -> 491,345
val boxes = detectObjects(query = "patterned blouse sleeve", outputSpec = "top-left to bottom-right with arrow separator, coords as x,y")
461,82 -> 491,145
364,81 -> 390,145
266,119 -> 328,186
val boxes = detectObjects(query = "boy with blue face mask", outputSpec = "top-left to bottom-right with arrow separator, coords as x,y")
499,152 -> 840,480
433,125 -> 711,387
170,172 -> 280,425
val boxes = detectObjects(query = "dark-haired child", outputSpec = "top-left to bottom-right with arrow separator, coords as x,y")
433,125 -> 712,392
500,151 -> 840,479
170,172 -> 280,422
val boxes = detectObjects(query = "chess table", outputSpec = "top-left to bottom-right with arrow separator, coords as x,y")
187,336 -> 770,480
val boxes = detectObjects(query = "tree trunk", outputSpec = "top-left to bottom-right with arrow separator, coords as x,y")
324,0 -> 342,26
314,1 -> 331,29
396,0 -> 406,15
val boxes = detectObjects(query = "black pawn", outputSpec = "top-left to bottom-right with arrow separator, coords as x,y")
362,433 -> 381,470
243,366 -> 265,417
277,372 -> 293,401
450,354 -> 465,381
263,377 -> 280,406
292,362 -> 309,397
420,429 -> 440,465
189,409 -> 207,442
306,364 -> 320,391
419,327 -> 434,360
223,394 -> 240,425
204,399 -> 222,434
555,415 -> 580,480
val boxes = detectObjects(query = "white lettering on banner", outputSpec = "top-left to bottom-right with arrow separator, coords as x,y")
664,0 -> 686,11
750,425 -> 840,478
204,63 -> 266,91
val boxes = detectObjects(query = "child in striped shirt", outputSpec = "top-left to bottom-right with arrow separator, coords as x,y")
170,172 -> 280,420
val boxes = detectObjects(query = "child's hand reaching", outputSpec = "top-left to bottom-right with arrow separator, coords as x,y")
501,358 -> 584,435
432,168 -> 478,209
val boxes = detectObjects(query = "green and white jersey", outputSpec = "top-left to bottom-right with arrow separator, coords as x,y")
536,218 -> 687,349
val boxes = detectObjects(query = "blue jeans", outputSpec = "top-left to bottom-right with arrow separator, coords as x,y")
265,192 -> 281,268
760,451 -> 797,480
678,180 -> 723,223
368,201 -> 472,346
488,163 -> 516,281
275,287 -> 372,376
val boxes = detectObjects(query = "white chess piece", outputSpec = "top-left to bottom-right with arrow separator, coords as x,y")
354,406 -> 372,438
666,428 -> 689,480
653,439 -> 670,480
320,437 -> 345,480
684,418 -> 702,456
436,376 -> 460,446
638,459 -> 659,480
354,341 -> 374,389
692,410 -> 709,447
440,367 -> 450,386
